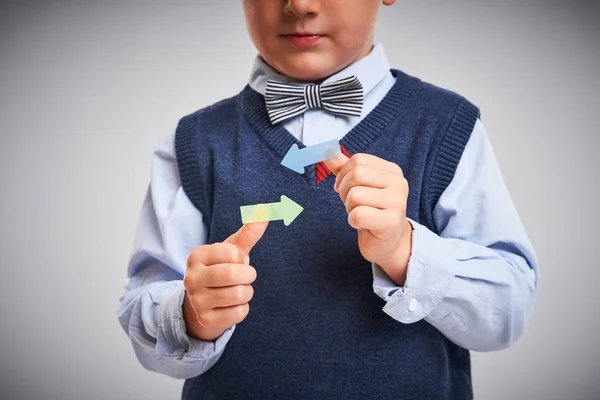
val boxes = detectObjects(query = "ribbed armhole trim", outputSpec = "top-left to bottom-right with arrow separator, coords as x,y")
174,112 -> 209,217
427,99 -> 480,212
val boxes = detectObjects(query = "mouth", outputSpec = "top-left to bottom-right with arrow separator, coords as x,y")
280,33 -> 325,47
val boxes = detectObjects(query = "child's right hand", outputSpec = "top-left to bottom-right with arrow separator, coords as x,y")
182,221 -> 269,341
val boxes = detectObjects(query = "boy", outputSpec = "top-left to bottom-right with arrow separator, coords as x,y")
118,0 -> 539,399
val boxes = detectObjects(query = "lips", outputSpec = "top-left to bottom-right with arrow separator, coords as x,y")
281,34 -> 324,47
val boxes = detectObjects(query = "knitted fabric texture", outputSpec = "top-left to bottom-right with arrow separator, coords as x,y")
175,69 -> 480,400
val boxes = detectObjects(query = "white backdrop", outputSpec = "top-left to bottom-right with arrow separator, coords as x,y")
1,1 -> 599,399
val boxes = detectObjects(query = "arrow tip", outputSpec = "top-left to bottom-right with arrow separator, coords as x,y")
281,144 -> 305,174
280,195 -> 303,226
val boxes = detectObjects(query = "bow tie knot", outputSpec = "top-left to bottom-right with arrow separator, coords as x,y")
265,75 -> 364,124
304,84 -> 323,110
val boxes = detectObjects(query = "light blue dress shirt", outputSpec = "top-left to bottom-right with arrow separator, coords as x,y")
118,43 -> 539,379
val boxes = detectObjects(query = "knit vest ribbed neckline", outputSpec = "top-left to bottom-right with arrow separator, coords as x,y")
239,69 -> 417,187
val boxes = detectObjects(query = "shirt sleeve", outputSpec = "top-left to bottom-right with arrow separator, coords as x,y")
372,119 -> 539,352
117,130 -> 234,379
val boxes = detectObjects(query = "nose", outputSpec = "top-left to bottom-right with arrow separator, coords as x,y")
283,0 -> 319,18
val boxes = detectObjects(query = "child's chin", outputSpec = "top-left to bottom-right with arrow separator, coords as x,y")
279,56 -> 341,82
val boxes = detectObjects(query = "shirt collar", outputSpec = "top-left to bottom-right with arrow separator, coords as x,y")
248,43 -> 392,98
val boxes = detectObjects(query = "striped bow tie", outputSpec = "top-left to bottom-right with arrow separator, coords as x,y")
264,75 -> 363,125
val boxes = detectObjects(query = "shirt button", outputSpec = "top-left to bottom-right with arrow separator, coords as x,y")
408,297 -> 418,312
173,348 -> 185,357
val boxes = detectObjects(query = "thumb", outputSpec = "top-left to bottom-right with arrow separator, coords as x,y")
224,220 -> 269,262
323,153 -> 349,176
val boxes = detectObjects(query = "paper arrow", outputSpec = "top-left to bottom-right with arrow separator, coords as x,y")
281,139 -> 342,174
240,195 -> 304,226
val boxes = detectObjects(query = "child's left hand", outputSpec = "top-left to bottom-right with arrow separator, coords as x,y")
324,153 -> 413,286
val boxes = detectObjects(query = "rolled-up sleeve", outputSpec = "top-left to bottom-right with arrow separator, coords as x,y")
117,131 -> 234,379
372,119 -> 539,351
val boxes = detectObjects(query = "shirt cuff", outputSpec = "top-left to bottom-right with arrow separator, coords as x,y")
155,283 -> 235,360
376,218 -> 455,324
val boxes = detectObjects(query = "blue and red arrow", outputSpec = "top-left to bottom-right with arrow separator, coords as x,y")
280,139 -> 342,174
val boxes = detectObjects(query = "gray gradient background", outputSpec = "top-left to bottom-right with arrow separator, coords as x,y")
1,1 -> 599,399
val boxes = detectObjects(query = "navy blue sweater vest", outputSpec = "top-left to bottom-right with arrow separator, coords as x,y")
175,69 -> 480,400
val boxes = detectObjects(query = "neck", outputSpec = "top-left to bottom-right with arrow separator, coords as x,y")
260,43 -> 375,84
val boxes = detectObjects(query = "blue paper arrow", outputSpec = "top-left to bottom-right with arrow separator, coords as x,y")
281,139 -> 342,174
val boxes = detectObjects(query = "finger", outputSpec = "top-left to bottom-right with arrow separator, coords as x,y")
197,285 -> 254,309
201,263 -> 258,288
344,186 -> 398,214
337,167 -> 400,204
196,304 -> 250,329
188,243 -> 244,269
224,221 -> 269,258
334,154 -> 403,193
323,153 -> 350,176
347,206 -> 400,233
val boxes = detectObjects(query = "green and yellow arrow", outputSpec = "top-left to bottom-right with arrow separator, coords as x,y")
240,195 -> 303,226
